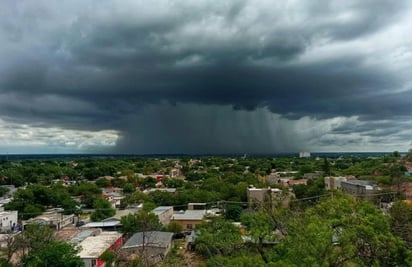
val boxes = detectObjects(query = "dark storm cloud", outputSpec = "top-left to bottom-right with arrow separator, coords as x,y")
0,0 -> 411,153
113,105 -> 304,154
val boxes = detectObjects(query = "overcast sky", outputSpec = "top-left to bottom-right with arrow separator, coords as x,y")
1,0 -> 412,154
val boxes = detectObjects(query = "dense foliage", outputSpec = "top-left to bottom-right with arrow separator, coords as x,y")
197,195 -> 412,266
90,198 -> 116,221
0,153 -> 411,266
120,209 -> 162,236
22,241 -> 84,267
5,184 -> 77,219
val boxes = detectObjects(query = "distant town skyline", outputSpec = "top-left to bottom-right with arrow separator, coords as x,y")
1,1 -> 412,154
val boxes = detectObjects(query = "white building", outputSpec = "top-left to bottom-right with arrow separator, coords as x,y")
247,186 -> 282,205
299,152 -> 311,158
152,206 -> 174,225
77,231 -> 123,267
22,209 -> 74,231
324,176 -> 348,190
0,210 -> 18,232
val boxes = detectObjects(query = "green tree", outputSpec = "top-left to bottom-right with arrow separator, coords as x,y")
0,187 -> 10,197
69,183 -> 99,206
122,183 -> 136,193
241,211 -> 277,263
4,184 -> 76,219
205,254 -> 267,267
90,198 -> 115,221
195,217 -> 243,257
272,195 -> 412,266
2,232 -> 20,265
390,200 -> 412,248
292,178 -> 326,208
148,191 -> 175,206
322,158 -> 331,176
224,203 -> 242,221
95,177 -> 112,188
142,201 -> 157,212
120,209 -> 161,237
162,178 -> 185,188
390,164 -> 406,192
120,191 -> 148,209
22,241 -> 84,267
9,224 -> 56,262
100,250 -> 116,267
0,259 -> 13,267
21,204 -> 44,220
166,221 -> 183,234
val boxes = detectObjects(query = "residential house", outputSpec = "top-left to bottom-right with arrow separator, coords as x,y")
102,186 -> 124,195
170,168 -> 181,178
22,209 -> 75,230
146,188 -> 177,194
171,210 -> 206,230
98,176 -> 115,181
111,207 -> 141,221
266,172 -> 280,185
77,231 -> 123,267
81,218 -> 122,231
70,229 -> 103,244
288,179 -> 308,186
187,203 -> 207,210
0,210 -> 17,232
303,172 -> 323,180
324,176 -> 348,190
247,186 -> 282,207
56,228 -> 102,244
152,206 -> 174,225
275,178 -> 307,187
101,190 -> 124,209
120,231 -> 173,265
341,180 -> 380,199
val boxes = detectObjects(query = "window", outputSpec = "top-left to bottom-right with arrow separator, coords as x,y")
187,224 -> 192,229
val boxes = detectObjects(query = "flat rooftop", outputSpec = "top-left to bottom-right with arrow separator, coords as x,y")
171,210 -> 206,221
81,221 -> 121,228
343,180 -> 375,186
152,206 -> 173,215
77,232 -> 122,259
147,188 -> 176,193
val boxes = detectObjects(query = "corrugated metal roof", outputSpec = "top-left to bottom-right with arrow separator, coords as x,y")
81,221 -> 121,228
123,231 -> 173,249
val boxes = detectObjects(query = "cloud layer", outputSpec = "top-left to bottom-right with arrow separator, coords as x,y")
1,0 -> 412,153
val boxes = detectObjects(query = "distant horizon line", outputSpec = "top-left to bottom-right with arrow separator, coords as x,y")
0,151 -> 406,157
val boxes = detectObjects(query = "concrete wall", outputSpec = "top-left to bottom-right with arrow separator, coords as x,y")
157,207 -> 174,225
0,211 -> 17,232
172,219 -> 203,230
